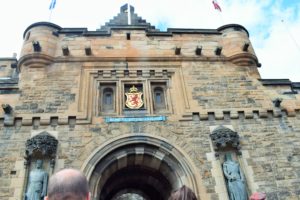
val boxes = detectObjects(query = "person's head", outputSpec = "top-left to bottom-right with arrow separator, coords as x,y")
168,185 -> 197,200
44,168 -> 90,200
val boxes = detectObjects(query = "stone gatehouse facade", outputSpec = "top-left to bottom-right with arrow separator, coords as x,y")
1,4 -> 300,200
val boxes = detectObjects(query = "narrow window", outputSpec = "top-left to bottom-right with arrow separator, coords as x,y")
153,86 -> 166,111
155,89 -> 163,104
126,33 -> 131,40
99,83 -> 116,114
102,88 -> 114,110
104,93 -> 111,104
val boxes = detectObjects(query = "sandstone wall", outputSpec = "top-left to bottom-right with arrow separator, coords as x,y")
1,113 -> 300,199
0,23 -> 300,200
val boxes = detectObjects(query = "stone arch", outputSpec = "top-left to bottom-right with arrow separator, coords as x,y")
81,134 -> 207,200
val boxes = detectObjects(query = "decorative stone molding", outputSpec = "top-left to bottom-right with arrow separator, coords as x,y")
25,131 -> 58,166
210,125 -> 241,156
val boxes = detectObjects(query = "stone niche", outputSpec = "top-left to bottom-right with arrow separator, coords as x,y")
209,125 -> 250,200
23,131 -> 58,199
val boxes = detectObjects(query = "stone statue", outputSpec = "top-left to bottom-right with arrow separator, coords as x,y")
223,153 -> 248,200
25,160 -> 48,200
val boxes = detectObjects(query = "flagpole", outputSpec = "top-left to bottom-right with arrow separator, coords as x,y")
48,0 -> 56,22
218,11 -> 224,25
212,0 -> 224,25
281,19 -> 300,52
49,9 -> 53,22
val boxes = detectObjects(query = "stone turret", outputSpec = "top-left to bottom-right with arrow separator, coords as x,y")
19,22 -> 61,70
218,24 -> 259,67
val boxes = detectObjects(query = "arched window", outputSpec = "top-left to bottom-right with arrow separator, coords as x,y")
99,83 -> 116,114
153,87 -> 166,110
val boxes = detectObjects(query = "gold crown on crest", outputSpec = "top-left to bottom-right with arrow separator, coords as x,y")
129,85 -> 138,93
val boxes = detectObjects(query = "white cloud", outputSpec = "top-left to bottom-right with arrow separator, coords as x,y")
252,1 -> 300,81
256,14 -> 300,81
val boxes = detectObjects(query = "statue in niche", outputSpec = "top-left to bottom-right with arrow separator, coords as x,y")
223,153 -> 248,200
25,160 -> 48,200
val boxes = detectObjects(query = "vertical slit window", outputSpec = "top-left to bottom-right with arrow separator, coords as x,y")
103,88 -> 113,110
99,83 -> 116,115
153,87 -> 166,110
155,91 -> 162,104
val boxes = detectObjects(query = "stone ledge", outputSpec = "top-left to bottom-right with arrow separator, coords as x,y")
179,108 -> 300,122
0,108 -> 299,126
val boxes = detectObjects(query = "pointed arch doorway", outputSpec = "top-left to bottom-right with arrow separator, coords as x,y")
81,134 -> 205,200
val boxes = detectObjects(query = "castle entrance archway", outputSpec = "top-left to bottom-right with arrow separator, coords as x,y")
81,134 -> 204,200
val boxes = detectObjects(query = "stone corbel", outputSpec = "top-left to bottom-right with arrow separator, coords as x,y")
2,104 -> 14,126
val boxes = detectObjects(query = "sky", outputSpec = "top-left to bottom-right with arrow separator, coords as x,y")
0,0 -> 299,81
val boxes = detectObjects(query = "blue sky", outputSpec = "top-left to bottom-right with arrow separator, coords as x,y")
0,0 -> 299,81
281,0 -> 298,9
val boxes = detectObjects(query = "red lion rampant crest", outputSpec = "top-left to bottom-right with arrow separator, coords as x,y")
125,85 -> 144,109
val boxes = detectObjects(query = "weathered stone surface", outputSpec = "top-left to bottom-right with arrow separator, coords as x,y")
1,4 -> 300,200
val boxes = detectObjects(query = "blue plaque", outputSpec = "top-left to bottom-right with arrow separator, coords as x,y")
105,116 -> 166,123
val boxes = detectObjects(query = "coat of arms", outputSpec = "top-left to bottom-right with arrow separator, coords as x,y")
125,85 -> 144,109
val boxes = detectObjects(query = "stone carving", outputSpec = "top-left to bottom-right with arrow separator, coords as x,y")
223,153 -> 248,200
272,98 -> 282,107
25,160 -> 48,200
210,126 -> 241,154
25,132 -> 58,160
125,85 -> 144,109
2,104 -> 13,114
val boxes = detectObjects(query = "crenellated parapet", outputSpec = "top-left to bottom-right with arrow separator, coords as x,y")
18,21 -> 259,71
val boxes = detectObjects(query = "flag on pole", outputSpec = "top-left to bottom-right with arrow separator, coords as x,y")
212,0 -> 222,12
49,0 -> 56,10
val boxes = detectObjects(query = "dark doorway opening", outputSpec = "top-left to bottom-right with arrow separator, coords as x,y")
100,165 -> 172,200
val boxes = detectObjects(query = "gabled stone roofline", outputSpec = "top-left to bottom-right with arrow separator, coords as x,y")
23,4 -> 250,38
23,21 -> 250,38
